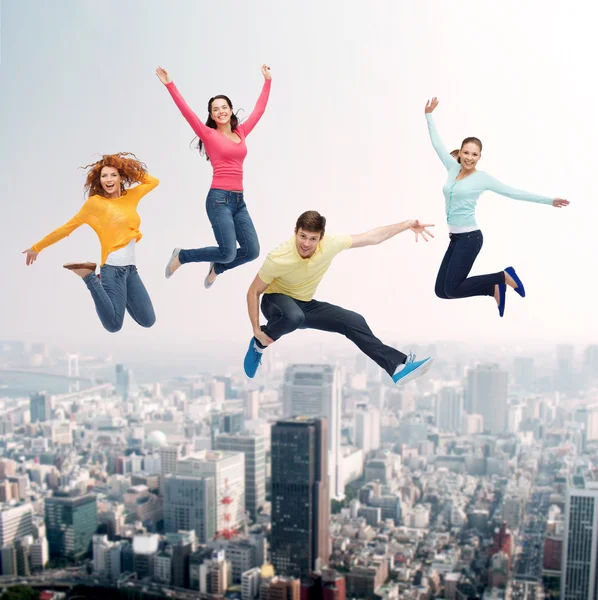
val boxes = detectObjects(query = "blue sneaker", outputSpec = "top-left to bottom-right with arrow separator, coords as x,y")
497,283 -> 506,317
244,338 -> 264,378
392,353 -> 434,386
505,266 -> 525,298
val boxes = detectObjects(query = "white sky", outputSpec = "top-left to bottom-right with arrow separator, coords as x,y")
1,0 -> 596,360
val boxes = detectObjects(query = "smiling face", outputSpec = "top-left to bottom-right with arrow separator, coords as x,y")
210,97 -> 232,127
294,227 -> 323,259
459,141 -> 482,172
100,166 -> 122,198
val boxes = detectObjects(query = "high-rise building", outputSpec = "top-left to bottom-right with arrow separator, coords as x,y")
561,475 -> 598,599
166,530 -> 197,588
30,392 -> 52,423
45,492 -> 98,560
215,432 -> 266,521
283,364 -> 343,499
513,357 -> 535,388
159,443 -> 188,496
575,404 -> 598,448
556,345 -> 575,392
584,345 -> 598,382
163,475 -> 216,543
0,503 -> 34,548
466,364 -> 508,434
435,387 -> 463,432
211,411 -> 244,446
177,451 -> 245,535
271,416 -> 330,579
115,363 -> 137,401
354,405 -> 381,455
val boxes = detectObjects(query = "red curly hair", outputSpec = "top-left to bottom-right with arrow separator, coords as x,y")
80,152 -> 148,198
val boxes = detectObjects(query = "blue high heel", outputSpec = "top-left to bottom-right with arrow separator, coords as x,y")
505,266 -> 525,298
497,283 -> 506,317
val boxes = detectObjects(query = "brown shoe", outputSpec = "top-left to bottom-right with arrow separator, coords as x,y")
63,262 -> 97,271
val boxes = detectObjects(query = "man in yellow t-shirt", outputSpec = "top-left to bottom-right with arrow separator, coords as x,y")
244,210 -> 436,386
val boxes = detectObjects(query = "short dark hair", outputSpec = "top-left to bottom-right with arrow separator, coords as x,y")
295,210 -> 326,235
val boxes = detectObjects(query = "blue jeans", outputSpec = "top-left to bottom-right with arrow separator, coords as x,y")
260,294 -> 407,377
178,189 -> 260,275
83,265 -> 156,333
435,230 -> 505,299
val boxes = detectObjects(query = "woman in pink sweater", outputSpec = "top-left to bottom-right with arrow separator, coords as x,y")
157,65 -> 272,288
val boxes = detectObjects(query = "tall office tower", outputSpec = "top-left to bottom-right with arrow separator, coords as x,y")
166,530 -> 197,589
0,503 -> 34,548
211,410 -> 245,446
45,492 -> 98,560
584,345 -> 598,381
561,475 -> 598,599
270,417 -> 330,580
245,391 -> 260,420
159,443 -> 187,496
575,404 -> 598,448
513,357 -> 535,388
177,451 -> 245,535
29,392 -> 52,423
354,405 -> 381,455
115,363 -> 138,401
215,432 -> 266,521
435,387 -> 464,433
466,364 -> 508,435
556,344 -> 576,392
163,475 -> 216,543
283,364 -> 343,500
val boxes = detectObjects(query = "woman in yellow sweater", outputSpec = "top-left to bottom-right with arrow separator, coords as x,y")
23,153 -> 160,333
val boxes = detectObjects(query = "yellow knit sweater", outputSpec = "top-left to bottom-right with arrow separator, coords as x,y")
32,174 -> 160,266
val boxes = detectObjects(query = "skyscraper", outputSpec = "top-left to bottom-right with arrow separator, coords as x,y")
270,416 -> 330,580
163,475 -> 216,544
45,492 -> 98,560
214,432 -> 266,521
436,387 -> 463,433
556,344 -> 575,392
354,405 -> 381,455
30,392 -> 52,423
561,474 -> 598,599
466,364 -> 508,435
177,451 -> 245,535
283,364 -> 343,499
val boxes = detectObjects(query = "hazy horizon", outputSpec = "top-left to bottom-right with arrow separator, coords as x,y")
1,0 -> 596,360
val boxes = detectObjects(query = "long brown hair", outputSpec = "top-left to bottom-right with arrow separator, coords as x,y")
451,137 -> 483,163
80,152 -> 147,198
193,95 -> 240,161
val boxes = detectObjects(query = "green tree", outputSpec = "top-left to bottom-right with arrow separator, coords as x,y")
1,585 -> 40,600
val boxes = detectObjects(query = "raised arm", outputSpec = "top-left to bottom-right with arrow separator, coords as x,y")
482,173 -> 567,206
127,173 -> 160,206
247,275 -> 273,346
237,65 -> 272,137
425,98 -> 459,171
156,66 -> 211,140
350,220 -> 434,249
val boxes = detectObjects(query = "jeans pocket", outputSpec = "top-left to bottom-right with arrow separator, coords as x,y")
208,189 -> 229,205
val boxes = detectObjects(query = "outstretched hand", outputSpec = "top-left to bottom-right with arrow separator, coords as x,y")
409,220 -> 435,242
425,97 -> 439,113
156,66 -> 172,85
552,198 -> 570,208
23,248 -> 39,266
261,64 -> 272,80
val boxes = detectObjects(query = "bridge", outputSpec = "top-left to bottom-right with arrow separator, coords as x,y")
0,368 -> 106,384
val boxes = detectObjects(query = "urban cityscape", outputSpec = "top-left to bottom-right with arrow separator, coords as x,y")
0,339 -> 597,600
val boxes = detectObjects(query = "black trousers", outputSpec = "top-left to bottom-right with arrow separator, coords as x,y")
260,293 -> 407,376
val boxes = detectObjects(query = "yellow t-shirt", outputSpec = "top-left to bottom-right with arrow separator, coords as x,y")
258,234 -> 353,302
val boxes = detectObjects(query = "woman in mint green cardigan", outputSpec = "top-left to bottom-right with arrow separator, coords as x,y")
425,97 -> 569,317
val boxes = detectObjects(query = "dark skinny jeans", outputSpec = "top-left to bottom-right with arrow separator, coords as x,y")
435,230 -> 505,299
